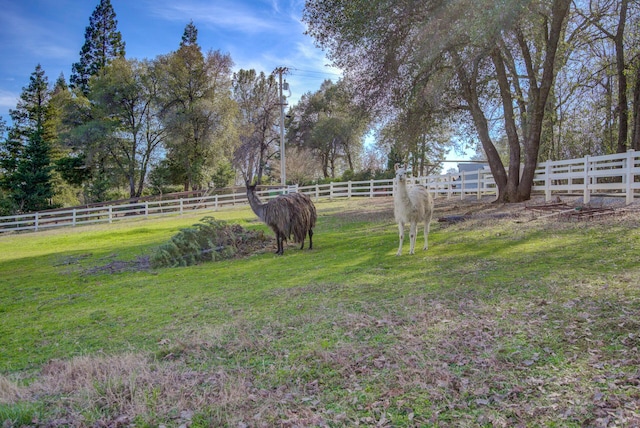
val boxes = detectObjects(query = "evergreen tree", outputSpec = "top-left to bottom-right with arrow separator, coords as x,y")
70,0 -> 126,95
2,65 -> 55,213
52,73 -> 69,95
14,128 -> 54,212
0,132 -> 21,191
0,118 -> 19,214
0,118 -> 17,180
181,20 -> 198,47
47,73 -> 85,207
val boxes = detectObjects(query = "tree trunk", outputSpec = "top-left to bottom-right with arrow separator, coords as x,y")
345,142 -> 354,171
615,0 -> 629,153
500,0 -> 571,202
129,175 -> 136,198
467,88 -> 509,201
452,51 -> 509,201
633,60 -> 640,150
491,48 -> 522,202
449,0 -> 570,203
517,0 -> 571,202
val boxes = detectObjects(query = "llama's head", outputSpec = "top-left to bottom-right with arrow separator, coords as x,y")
394,163 -> 408,182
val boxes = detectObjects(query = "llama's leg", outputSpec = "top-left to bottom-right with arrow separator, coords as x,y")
299,238 -> 305,250
308,229 -> 313,250
423,210 -> 433,250
423,220 -> 431,250
276,234 -> 284,255
396,221 -> 405,256
409,222 -> 417,255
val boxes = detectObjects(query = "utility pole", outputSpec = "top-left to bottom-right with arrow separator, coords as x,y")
273,67 -> 289,188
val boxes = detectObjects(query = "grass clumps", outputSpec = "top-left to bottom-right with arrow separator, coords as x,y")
150,216 -> 266,268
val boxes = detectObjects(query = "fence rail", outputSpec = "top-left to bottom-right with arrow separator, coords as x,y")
1,150 -> 639,233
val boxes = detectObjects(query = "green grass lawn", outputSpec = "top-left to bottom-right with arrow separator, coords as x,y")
1,197 -> 639,427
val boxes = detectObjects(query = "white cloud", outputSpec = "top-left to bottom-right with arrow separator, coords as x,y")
146,0 -> 286,34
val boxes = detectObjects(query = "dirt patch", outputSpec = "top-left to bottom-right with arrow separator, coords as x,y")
434,194 -> 640,224
83,254 -> 153,275
327,197 -> 395,223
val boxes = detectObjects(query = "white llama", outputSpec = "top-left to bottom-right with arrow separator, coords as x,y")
394,164 -> 434,255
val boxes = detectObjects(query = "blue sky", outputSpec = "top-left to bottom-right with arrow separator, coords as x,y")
0,0 -> 341,123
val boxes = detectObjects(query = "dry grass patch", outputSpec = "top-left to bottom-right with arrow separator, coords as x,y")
2,286 -> 640,427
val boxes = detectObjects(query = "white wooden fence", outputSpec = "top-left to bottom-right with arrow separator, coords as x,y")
1,150 -> 639,233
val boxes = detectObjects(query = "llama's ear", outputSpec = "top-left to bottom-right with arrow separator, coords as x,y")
394,163 -> 400,172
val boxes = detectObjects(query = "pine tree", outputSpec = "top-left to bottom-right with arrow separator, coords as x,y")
2,65 -> 55,213
70,0 -> 126,95
181,20 -> 198,47
0,119 -> 21,214
14,128 -> 54,212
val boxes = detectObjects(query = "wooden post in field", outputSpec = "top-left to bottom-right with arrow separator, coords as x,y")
583,155 -> 591,204
625,150 -> 634,205
544,162 -> 552,201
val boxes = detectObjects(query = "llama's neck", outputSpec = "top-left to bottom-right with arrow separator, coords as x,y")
246,186 -> 266,220
395,179 -> 411,204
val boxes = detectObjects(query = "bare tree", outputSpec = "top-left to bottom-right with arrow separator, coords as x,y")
231,69 -> 280,184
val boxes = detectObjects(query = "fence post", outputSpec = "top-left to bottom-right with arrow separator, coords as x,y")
583,155 -> 591,204
315,184 -> 320,201
477,170 -> 483,200
369,179 -> 374,198
108,206 -> 113,223
625,149 -> 634,205
568,163 -> 574,195
34,212 -> 39,232
179,199 -> 184,215
214,195 -> 218,210
72,209 -> 77,226
460,170 -> 465,200
544,162 -> 551,201
145,202 -> 149,218
330,182 -> 334,199
432,177 -> 439,199
347,181 -> 352,198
